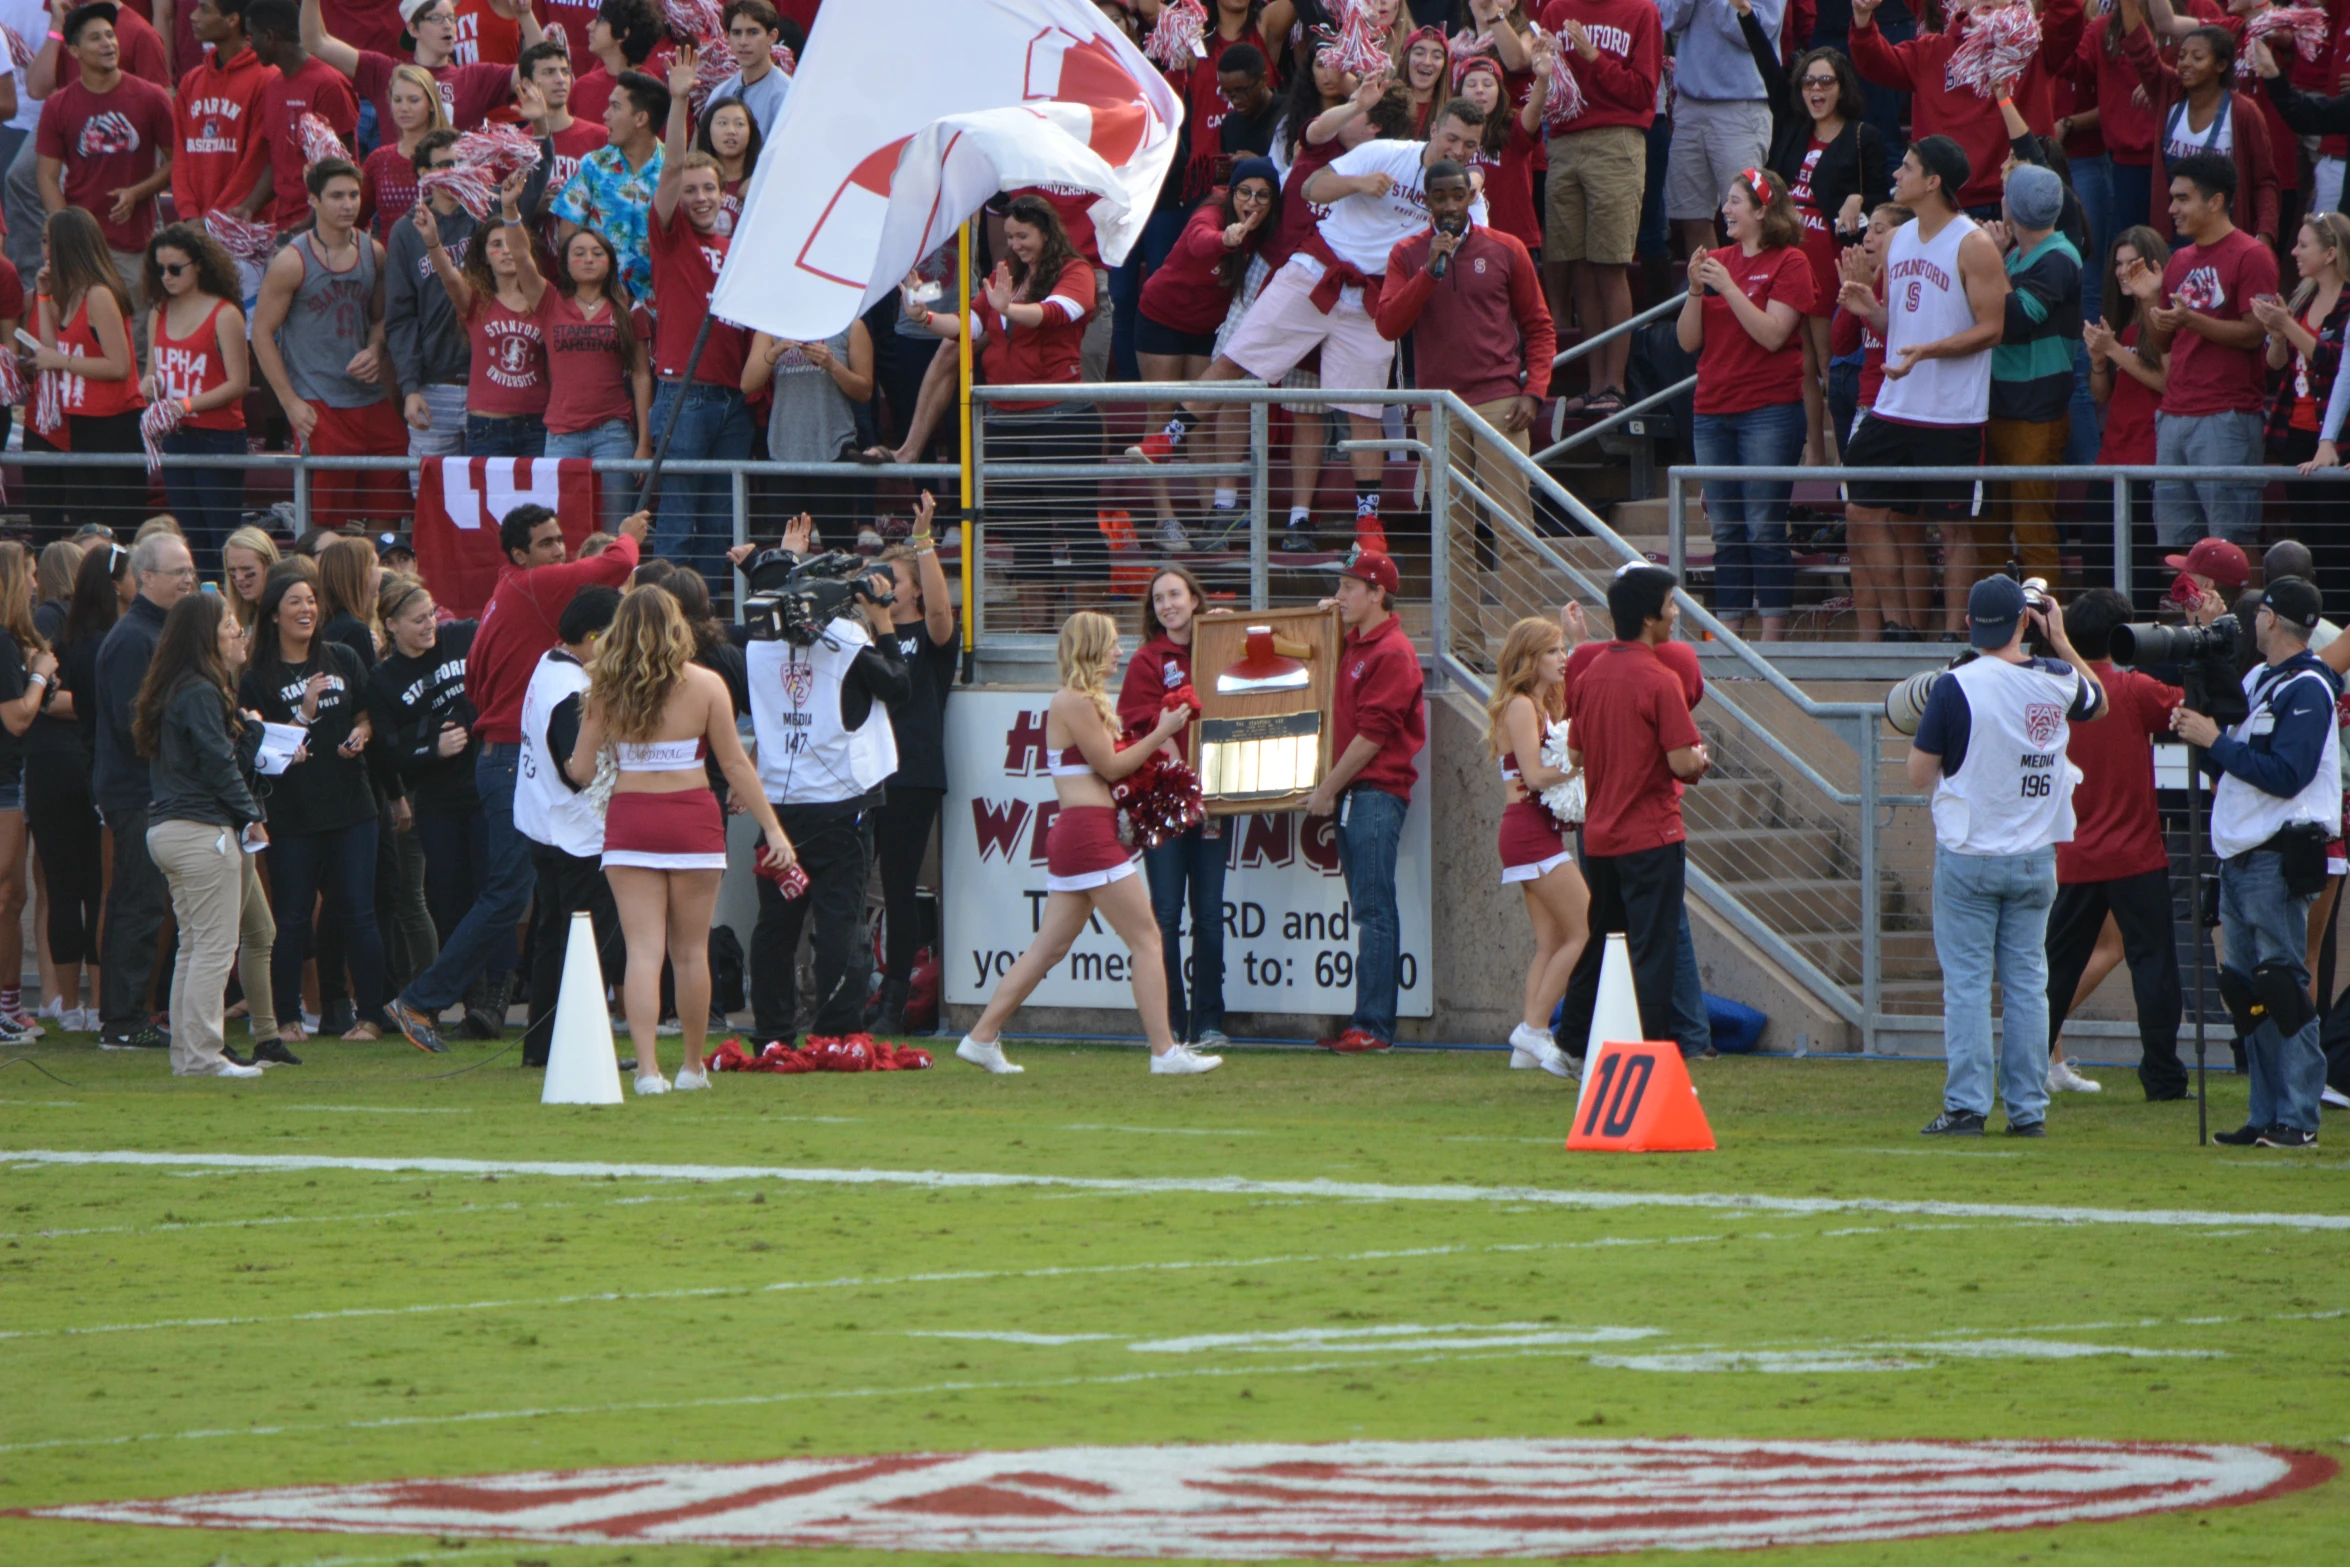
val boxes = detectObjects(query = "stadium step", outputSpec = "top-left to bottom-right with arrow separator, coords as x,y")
1717,874 -> 1907,937
1783,931 -> 1944,988
1681,776 -> 1786,832
1686,826 -> 1849,885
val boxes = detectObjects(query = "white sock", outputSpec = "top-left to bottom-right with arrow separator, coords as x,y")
1289,507 -> 1311,527
1212,487 -> 1237,509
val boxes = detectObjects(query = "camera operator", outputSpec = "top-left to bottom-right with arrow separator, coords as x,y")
2172,577 -> 2340,1149
734,520 -> 908,1047
1907,577 -> 2107,1138
2044,589 -> 2193,1102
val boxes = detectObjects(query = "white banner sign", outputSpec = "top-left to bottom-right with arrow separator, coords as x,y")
943,692 -> 1433,1017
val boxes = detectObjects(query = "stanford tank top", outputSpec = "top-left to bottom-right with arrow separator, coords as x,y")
1874,214 -> 1992,427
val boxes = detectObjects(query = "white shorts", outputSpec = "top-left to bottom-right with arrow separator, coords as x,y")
1501,847 -> 1575,886
1220,258 -> 1395,419
1044,857 -> 1139,895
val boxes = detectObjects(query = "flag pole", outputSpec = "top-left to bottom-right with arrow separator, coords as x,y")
958,216 -> 976,682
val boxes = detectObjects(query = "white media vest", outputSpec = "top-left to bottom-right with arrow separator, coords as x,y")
515,650 -> 604,860
748,616 -> 899,806
1929,655 -> 2089,856
1874,213 -> 1993,427
2210,663 -> 2344,859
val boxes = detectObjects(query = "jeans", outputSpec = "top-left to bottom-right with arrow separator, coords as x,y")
270,816 -> 386,1026
1144,821 -> 1228,1041
413,806 -> 488,945
2218,848 -> 2328,1133
547,417 -> 639,532
378,810 -> 437,992
1636,114 -> 1673,259
751,800 -> 874,1040
161,426 -> 247,566
2110,161 -> 2152,237
99,802 -> 172,1032
2070,155 -> 2114,324
1334,785 -> 1408,1041
1692,401 -> 1805,618
466,412 -> 547,457
1672,907 -> 1712,1056
1933,845 -> 2057,1125
398,745 -> 530,1014
406,382 -> 467,473
648,380 -> 751,582
2153,410 -> 2265,546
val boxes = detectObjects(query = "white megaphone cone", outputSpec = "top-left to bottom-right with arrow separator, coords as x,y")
1573,934 -> 1644,1120
542,910 -> 624,1106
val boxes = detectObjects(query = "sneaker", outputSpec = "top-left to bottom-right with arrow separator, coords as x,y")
2004,1119 -> 2047,1138
222,1045 -> 256,1068
2322,1084 -> 2350,1110
1157,517 -> 1193,553
633,1073 -> 671,1096
385,999 -> 446,1055
1508,1022 -> 1573,1079
673,1064 -> 710,1092
459,1010 -> 506,1041
1150,1043 -> 1222,1075
656,1017 -> 683,1037
955,1033 -> 1025,1074
1354,517 -> 1388,554
37,996 -> 74,1029
68,1007 -> 97,1032
1318,1028 -> 1391,1054
252,1038 -> 303,1066
1193,1028 -> 1232,1051
1205,507 -> 1246,548
1280,521 -> 1317,554
98,1024 -> 167,1051
2256,1124 -> 2318,1149
2047,1060 -> 2102,1094
208,1058 -> 265,1079
2212,1123 -> 2264,1146
0,1008 -> 42,1037
1125,427 -> 1183,463
1920,1109 -> 1987,1136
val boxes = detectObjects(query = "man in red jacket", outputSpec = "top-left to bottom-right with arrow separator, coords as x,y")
1307,547 -> 1428,1055
386,504 -> 646,1054
1850,0 -> 2086,215
1377,160 -> 1557,668
174,0 -> 277,293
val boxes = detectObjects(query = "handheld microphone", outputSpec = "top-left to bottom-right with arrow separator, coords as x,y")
1429,216 -> 1464,280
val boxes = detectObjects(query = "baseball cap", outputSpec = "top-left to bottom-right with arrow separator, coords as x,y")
1338,545 -> 1399,595
399,0 -> 443,23
2162,536 -> 2249,589
2263,575 -> 2324,632
1967,574 -> 2028,650
1911,134 -> 1971,204
374,530 -> 414,557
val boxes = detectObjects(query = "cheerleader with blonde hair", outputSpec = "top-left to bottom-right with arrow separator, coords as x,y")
954,610 -> 1219,1077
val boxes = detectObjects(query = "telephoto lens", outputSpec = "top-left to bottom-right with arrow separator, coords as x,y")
1885,670 -> 1940,737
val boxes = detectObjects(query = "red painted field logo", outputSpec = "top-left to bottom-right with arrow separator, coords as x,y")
20,1438 -> 2329,1558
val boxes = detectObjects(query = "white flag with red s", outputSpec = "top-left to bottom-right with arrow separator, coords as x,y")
709,0 -> 1183,343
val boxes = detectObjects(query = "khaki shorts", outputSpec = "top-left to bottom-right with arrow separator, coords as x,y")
1664,98 -> 1773,223
1220,258 -> 1395,419
1545,125 -> 1647,266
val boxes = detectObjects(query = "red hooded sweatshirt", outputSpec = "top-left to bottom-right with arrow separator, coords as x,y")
1849,0 -> 2085,210
1335,612 -> 1427,802
173,46 -> 278,221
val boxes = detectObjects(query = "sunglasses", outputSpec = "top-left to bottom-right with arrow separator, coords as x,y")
160,261 -> 190,277
1800,75 -> 1840,88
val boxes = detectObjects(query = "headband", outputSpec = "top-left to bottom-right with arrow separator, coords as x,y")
1452,53 -> 1503,87
1739,167 -> 1773,198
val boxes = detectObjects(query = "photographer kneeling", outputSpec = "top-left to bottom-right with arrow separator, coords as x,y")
1907,578 -> 2107,1138
2170,577 -> 2339,1150
733,521 -> 909,1047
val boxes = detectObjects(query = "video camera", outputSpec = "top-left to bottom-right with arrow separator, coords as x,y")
741,550 -> 896,645
2111,615 -> 2248,726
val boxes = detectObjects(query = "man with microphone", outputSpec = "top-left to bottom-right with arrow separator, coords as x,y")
1374,159 -> 1556,668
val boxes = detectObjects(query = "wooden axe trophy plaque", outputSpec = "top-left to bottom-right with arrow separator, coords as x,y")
1188,606 -> 1341,816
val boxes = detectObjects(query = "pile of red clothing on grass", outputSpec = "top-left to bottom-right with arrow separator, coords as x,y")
708,1035 -> 934,1074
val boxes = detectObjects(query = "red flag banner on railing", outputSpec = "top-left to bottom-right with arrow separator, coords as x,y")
709,0 -> 1182,343
412,458 -> 602,617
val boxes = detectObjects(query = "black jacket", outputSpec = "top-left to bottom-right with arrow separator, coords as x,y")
93,594 -> 168,820
149,675 -> 265,829
1744,12 -> 1888,248
2265,74 -> 2350,216
240,641 -> 379,837
369,620 -> 481,815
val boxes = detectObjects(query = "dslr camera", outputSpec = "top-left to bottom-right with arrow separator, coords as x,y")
741,550 -> 896,645
2111,615 -> 2248,726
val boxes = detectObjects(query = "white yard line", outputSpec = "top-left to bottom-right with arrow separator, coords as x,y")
9,1146 -> 2344,1230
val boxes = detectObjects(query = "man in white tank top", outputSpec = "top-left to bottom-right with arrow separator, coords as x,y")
1840,136 -> 2011,640
1906,576 -> 2107,1138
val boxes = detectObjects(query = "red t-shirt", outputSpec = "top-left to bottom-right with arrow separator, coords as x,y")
36,74 -> 178,253
1832,278 -> 1892,408
2057,660 -> 2182,884
467,295 -> 551,418
259,58 -> 362,229
1564,640 -> 1704,857
538,0 -> 606,73
0,257 -> 24,328
1564,636 -> 1703,711
1117,632 -> 1195,747
2097,321 -> 2160,464
2159,226 -> 2278,417
1333,613 -> 1427,801
569,66 -> 616,127
453,0 -> 522,66
1465,119 -> 1542,253
103,2 -> 171,86
648,204 -> 749,388
1693,244 -> 1815,416
539,290 -> 636,434
974,261 -> 1095,412
152,297 -> 246,432
321,0 -> 406,57
360,144 -> 421,241
355,51 -> 515,133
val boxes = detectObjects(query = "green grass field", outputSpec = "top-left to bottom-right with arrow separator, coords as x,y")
2,1034 -> 2345,1567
